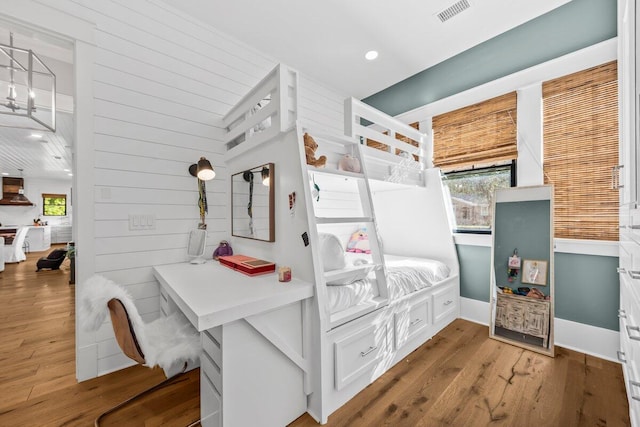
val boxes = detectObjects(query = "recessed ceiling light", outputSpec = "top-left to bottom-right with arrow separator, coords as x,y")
68,173 -> 73,176
365,50 -> 378,61
63,169 -> 70,172
1,172 -> 9,176
30,133 -> 43,139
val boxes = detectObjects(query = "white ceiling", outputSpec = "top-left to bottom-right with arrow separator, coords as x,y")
0,1 -> 571,180
160,0 -> 571,98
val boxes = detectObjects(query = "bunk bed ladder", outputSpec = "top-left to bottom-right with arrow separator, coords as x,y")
296,124 -> 390,331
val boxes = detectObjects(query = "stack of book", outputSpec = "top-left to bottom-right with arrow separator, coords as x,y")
219,255 -> 276,276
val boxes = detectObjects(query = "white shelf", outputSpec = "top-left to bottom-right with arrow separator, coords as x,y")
328,297 -> 388,330
307,165 -> 364,179
315,216 -> 373,224
324,263 -> 381,283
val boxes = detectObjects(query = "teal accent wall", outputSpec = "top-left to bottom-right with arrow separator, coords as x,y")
363,0 -> 617,116
456,244 -> 619,331
554,253 -> 619,331
457,245 -> 491,303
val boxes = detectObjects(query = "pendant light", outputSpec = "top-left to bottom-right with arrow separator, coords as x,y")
0,32 -> 56,132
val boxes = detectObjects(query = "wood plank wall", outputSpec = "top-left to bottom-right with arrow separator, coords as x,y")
41,0 -> 346,376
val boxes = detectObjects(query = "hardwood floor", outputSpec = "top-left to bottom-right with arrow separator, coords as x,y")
0,248 -> 199,426
291,319 -> 630,427
0,250 -> 630,426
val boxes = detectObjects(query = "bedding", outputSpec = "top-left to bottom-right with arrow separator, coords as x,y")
324,252 -> 451,314
385,255 -> 451,300
326,278 -> 378,314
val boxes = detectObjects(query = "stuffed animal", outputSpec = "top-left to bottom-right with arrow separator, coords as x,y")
303,133 -> 327,168
338,154 -> 361,173
346,228 -> 371,254
212,240 -> 233,260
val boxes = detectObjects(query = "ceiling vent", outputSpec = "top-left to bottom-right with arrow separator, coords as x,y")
437,0 -> 471,23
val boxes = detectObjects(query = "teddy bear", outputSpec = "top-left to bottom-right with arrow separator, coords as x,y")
303,133 -> 327,168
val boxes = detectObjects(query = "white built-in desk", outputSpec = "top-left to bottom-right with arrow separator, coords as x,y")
153,261 -> 314,427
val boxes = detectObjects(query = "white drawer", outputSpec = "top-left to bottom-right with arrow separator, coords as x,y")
334,322 -> 388,391
201,369 -> 222,427
203,329 -> 222,366
201,351 -> 222,395
159,289 -> 169,316
433,284 -> 457,324
394,296 -> 430,349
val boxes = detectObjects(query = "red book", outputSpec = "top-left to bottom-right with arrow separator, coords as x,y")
219,255 -> 276,276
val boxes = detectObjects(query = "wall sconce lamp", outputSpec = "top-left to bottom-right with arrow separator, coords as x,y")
188,157 -> 215,229
188,157 -> 215,181
261,166 -> 270,186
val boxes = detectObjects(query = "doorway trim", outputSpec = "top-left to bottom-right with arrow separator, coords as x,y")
0,2 -> 98,381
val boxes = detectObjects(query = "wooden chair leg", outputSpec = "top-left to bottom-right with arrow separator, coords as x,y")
94,362 -> 200,427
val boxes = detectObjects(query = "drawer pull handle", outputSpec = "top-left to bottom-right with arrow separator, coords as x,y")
618,267 -> 627,274
626,325 -> 640,341
630,381 -> 640,401
410,318 -> 423,327
629,270 -> 640,280
443,300 -> 453,306
619,309 -> 627,319
360,346 -> 377,357
618,350 -> 627,363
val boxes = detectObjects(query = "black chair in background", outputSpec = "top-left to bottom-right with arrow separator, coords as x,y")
36,249 -> 68,272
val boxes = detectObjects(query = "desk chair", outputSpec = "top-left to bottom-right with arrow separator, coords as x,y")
79,275 -> 201,427
3,227 -> 28,263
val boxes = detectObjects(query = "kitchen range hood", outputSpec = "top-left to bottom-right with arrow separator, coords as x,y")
0,177 -> 33,206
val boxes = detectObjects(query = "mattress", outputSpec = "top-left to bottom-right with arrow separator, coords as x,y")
325,254 -> 451,314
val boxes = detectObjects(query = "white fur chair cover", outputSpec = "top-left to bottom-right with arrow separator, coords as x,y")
79,275 -> 201,372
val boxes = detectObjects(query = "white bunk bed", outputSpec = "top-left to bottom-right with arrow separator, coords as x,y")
299,99 -> 460,422
219,64 -> 460,425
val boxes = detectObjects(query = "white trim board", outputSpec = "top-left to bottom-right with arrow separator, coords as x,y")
460,297 -> 619,363
454,234 -> 619,258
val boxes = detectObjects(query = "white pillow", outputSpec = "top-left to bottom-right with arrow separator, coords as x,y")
318,233 -> 346,272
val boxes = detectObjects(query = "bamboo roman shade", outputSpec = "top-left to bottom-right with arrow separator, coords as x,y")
432,92 -> 517,171
542,61 -> 619,241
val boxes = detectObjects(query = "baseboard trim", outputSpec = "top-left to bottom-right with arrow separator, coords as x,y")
460,297 -> 619,362
76,343 -> 98,381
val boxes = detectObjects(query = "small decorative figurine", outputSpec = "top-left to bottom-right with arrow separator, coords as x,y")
212,240 -> 233,260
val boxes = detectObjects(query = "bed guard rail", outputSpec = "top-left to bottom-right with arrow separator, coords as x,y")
223,64 -> 299,161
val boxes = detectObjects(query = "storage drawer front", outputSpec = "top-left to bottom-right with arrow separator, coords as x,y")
203,330 -> 222,366
433,285 -> 457,323
160,289 -> 169,316
201,370 -> 222,427
395,298 -> 430,348
201,351 -> 223,395
334,323 -> 387,390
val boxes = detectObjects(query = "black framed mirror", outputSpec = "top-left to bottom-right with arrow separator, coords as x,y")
231,163 -> 275,242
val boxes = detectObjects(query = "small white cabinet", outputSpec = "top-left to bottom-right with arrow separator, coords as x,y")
26,226 -> 51,252
50,225 -> 72,244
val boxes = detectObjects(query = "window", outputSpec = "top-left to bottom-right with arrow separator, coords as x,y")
42,193 -> 67,216
433,92 -> 518,233
443,163 -> 515,232
542,61 -> 618,241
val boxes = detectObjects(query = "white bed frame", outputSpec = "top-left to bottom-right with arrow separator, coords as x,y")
220,64 -> 460,425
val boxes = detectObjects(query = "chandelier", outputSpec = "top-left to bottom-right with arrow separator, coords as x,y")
0,32 -> 56,132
